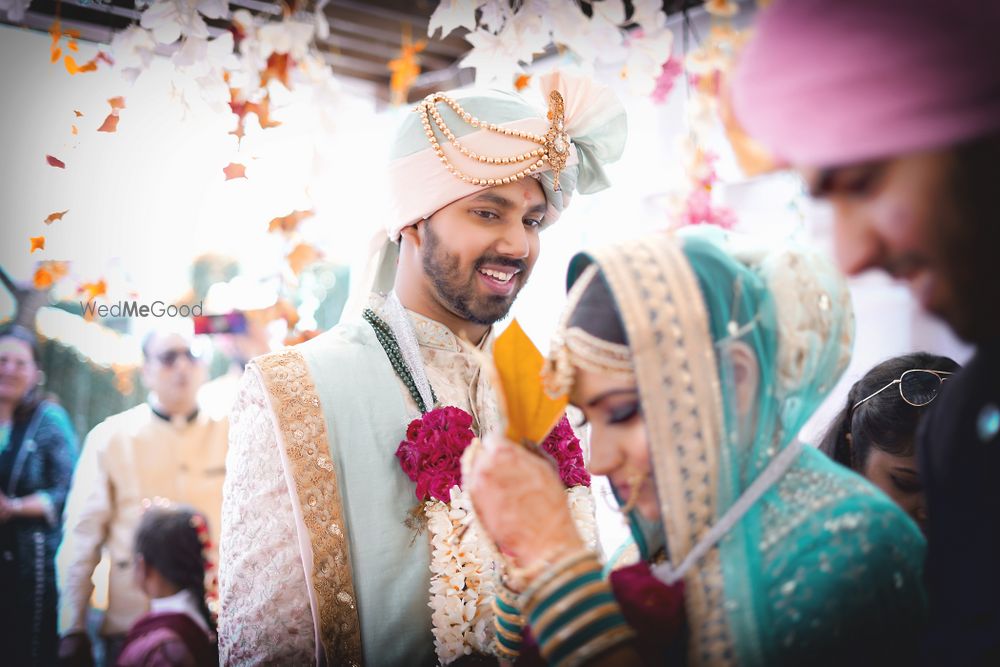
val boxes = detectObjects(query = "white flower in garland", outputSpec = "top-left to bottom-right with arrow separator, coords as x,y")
426,486 -> 497,664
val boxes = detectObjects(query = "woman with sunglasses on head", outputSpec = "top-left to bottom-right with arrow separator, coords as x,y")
468,230 -> 927,667
820,354 -> 960,533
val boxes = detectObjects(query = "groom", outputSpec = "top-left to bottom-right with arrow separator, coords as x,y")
217,75 -> 625,666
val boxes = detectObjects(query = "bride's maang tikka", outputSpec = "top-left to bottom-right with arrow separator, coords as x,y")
543,264 -> 634,398
415,89 -> 571,191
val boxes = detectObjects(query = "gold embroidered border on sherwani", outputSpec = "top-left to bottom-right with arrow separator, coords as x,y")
255,349 -> 363,666
587,235 -> 735,666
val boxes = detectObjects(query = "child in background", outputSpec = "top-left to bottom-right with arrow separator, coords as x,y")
116,503 -> 217,667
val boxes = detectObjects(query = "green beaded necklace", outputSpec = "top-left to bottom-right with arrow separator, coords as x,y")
364,308 -> 438,414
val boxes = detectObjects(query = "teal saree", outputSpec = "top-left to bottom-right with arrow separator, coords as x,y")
568,230 -> 926,666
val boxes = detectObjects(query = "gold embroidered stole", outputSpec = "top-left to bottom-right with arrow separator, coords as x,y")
255,349 -> 363,666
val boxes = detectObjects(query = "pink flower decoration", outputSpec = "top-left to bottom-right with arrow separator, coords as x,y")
541,416 -> 591,488
650,57 -> 683,105
396,406 -> 476,503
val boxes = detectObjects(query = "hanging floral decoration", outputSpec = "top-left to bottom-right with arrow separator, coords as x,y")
665,2 -> 752,229
428,0 -> 674,97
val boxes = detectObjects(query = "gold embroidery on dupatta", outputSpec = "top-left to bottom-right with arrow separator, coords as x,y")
256,350 -> 363,666
589,235 -> 734,666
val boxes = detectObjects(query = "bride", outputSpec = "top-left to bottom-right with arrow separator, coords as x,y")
468,230 -> 926,666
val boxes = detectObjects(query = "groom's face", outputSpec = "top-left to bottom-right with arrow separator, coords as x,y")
418,179 -> 545,326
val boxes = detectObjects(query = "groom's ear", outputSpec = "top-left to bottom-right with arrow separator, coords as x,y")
725,340 -> 760,420
399,222 -> 424,251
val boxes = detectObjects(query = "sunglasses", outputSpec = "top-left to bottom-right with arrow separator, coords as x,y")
852,369 -> 953,411
156,348 -> 197,368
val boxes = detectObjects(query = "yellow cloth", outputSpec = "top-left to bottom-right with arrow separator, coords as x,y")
57,403 -> 228,636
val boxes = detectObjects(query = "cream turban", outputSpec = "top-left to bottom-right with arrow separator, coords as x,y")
351,72 -> 627,304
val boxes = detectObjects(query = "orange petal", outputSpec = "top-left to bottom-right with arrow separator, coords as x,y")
97,112 -> 119,133
514,74 -> 532,91
74,110 -> 84,117
68,40 -> 78,52
30,236 -> 46,253
286,243 -> 322,276
51,47 -> 62,63
108,96 -> 126,110
71,124 -> 78,135
78,279 -> 107,301
223,162 -> 246,180
268,209 -> 314,234
44,210 -> 69,224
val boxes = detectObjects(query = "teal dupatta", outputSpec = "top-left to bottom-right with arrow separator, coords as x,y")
569,231 -> 926,666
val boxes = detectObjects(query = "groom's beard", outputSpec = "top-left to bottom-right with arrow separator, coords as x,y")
421,224 -> 529,326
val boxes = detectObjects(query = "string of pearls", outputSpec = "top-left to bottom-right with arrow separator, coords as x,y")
415,90 -> 570,191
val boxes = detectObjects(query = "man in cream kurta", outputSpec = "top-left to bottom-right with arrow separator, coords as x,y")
218,74 -> 626,666
57,330 -> 228,665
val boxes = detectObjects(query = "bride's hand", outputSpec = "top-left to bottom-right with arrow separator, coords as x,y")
466,433 -> 584,574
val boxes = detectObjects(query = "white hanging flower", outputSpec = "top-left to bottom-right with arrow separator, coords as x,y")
631,0 -> 667,33
111,25 -> 158,84
257,20 -> 315,61
0,0 -> 31,22
428,0 -> 483,39
140,0 -> 228,44
624,26 -> 674,96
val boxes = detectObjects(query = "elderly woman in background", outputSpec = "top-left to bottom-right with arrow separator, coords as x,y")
0,324 -> 79,666
820,353 -> 960,533
468,231 -> 927,666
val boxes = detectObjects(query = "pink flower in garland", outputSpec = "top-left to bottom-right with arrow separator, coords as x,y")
396,406 -> 476,503
541,416 -> 591,488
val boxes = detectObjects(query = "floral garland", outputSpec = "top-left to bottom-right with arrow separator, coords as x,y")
396,408 -> 595,664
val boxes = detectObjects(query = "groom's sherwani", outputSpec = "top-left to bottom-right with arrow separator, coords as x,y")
217,296 -> 500,666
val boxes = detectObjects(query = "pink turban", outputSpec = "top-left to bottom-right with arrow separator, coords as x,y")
731,0 -> 1000,168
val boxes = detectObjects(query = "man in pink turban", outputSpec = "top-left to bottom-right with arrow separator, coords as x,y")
732,1 -> 1000,665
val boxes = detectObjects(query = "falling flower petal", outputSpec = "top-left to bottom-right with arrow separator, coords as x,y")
74,110 -> 83,117
222,162 -> 246,180
108,96 -> 126,110
51,47 -> 61,63
46,154 -> 66,168
30,236 -> 45,253
78,279 -> 108,301
33,261 -> 69,289
286,242 -> 322,275
44,210 -> 69,224
68,40 -> 78,52
97,113 -> 120,133
71,124 -> 78,135
268,209 -> 314,234
514,73 -> 531,91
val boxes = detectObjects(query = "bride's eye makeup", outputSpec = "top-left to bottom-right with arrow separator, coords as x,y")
607,401 -> 640,425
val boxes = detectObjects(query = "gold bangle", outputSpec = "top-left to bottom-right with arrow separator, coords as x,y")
531,579 -> 609,635
559,624 -> 636,667
541,602 -> 624,653
520,550 -> 599,609
493,619 -> 524,645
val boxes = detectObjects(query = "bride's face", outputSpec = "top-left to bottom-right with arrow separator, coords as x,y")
570,366 -> 660,521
